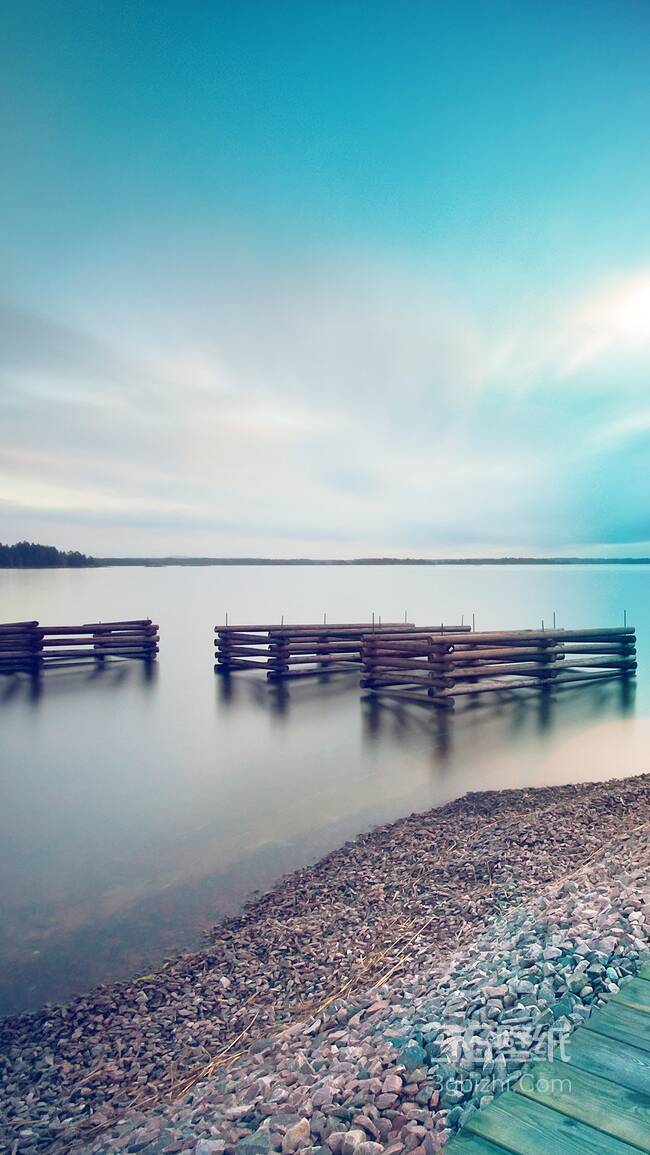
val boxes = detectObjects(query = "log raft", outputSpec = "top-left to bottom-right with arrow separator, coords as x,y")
0,620 -> 159,675
361,627 -> 636,709
214,622 -> 466,680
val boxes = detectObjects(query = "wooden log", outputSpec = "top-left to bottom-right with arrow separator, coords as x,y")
426,628 -> 636,645
362,657 -> 441,671
40,646 -> 159,660
362,688 -> 453,709
361,674 -> 454,688
216,622 -> 414,634
42,634 -> 156,648
267,664 -> 360,680
38,622 -> 153,635
214,645 -> 274,658
557,642 -> 636,653
438,677 -> 553,697
0,638 -> 40,650
215,658 -> 271,671
42,636 -> 158,649
437,669 -> 632,696
365,657 -> 562,679
271,640 -> 368,654
270,660 -> 364,669
560,658 -> 637,670
553,670 -> 633,684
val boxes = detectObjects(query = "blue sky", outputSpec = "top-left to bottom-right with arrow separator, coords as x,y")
2,0 -> 650,555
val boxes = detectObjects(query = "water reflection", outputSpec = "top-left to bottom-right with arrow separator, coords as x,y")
215,665 -> 636,754
215,667 -> 358,720
0,658 -> 158,707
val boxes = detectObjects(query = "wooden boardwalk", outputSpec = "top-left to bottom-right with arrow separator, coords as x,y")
448,962 -> 650,1154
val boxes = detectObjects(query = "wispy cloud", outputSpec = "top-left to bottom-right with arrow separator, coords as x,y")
2,257 -> 650,555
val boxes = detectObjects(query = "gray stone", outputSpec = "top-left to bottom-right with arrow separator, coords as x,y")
282,1120 -> 311,1154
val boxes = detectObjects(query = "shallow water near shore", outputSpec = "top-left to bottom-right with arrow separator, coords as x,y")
0,563 -> 648,1015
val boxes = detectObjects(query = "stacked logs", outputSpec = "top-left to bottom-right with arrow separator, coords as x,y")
214,623 -> 466,680
361,627 -> 637,709
0,620 -> 159,675
0,621 -> 42,675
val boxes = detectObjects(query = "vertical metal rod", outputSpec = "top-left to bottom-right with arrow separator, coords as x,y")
225,611 -> 228,627
553,611 -> 556,629
542,619 -> 545,631
461,614 -> 464,627
281,614 -> 284,626
472,613 -> 475,633
624,609 -> 627,627
404,610 -> 407,623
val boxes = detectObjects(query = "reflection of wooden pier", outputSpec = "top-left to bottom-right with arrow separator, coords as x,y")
361,627 -> 636,709
214,623 -> 465,679
0,620 -> 159,675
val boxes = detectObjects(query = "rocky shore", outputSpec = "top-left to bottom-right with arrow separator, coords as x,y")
1,774 -> 648,1155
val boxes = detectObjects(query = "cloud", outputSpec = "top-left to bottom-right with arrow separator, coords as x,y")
491,266 -> 650,392
2,256 -> 650,554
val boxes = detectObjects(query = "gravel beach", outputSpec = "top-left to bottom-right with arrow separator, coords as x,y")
1,773 -> 648,1155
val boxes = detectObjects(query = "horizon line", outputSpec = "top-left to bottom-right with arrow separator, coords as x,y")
93,555 -> 650,566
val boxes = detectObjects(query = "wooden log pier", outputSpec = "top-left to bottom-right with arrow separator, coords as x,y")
214,622 -> 466,680
0,619 -> 159,675
361,627 -> 636,709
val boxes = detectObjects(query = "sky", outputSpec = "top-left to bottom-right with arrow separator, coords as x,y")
2,0 -> 650,558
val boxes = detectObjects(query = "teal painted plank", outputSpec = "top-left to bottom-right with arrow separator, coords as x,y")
446,1132 -> 509,1154
614,978 -> 650,1015
585,1001 -> 650,1055
564,1025 -> 650,1093
516,1059 -> 650,1152
640,962 -> 650,982
466,1089 -> 641,1155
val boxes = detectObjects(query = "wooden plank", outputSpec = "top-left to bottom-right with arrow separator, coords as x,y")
565,1025 -> 650,1093
613,979 -> 650,1015
445,1133 -> 509,1154
639,963 -> 650,981
465,1089 -> 641,1154
516,1059 -> 650,1151
585,1001 -> 650,1054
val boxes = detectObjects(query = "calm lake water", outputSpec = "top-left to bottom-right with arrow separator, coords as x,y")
0,564 -> 648,1015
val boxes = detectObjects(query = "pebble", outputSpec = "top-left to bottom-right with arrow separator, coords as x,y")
1,775 -> 648,1155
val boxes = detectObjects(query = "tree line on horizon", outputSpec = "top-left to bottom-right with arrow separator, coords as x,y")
0,541 -> 96,568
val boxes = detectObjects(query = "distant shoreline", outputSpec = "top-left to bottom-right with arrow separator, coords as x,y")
3,555 -> 650,569
94,555 -> 650,566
